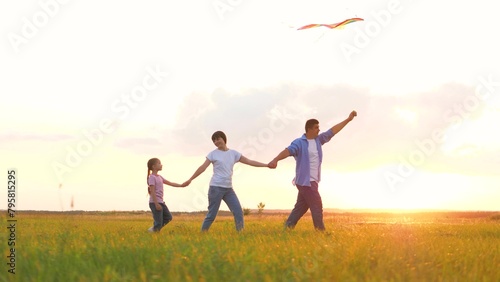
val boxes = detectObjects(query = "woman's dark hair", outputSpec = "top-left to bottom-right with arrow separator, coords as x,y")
211,131 -> 227,144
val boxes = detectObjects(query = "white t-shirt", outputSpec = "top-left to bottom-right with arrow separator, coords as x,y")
206,149 -> 242,188
308,139 -> 320,182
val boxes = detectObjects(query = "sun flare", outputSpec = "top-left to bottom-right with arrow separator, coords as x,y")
394,107 -> 418,124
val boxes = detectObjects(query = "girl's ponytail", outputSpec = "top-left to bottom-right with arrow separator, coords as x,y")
146,158 -> 159,195
147,168 -> 151,194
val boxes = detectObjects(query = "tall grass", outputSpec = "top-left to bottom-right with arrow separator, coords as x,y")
2,211 -> 499,281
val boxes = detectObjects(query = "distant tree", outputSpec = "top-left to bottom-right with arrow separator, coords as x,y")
243,207 -> 251,216
257,202 -> 265,215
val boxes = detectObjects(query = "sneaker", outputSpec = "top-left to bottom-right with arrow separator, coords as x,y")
147,226 -> 155,233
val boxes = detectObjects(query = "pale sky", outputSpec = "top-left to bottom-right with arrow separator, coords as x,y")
1,0 -> 499,212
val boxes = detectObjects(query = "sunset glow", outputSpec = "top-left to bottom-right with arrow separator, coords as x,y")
1,0 -> 499,212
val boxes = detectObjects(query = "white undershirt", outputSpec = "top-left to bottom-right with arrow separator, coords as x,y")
308,139 -> 319,182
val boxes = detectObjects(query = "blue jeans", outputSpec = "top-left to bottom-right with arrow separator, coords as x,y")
202,186 -> 244,232
149,202 -> 173,232
285,181 -> 325,230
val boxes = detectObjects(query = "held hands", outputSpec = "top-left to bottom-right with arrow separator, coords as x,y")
268,160 -> 277,169
181,180 -> 191,187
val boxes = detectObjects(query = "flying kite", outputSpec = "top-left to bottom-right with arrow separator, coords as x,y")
297,17 -> 364,30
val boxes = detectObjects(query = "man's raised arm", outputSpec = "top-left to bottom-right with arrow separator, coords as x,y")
331,110 -> 357,135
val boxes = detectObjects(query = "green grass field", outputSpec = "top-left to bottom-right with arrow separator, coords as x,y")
2,211 -> 499,281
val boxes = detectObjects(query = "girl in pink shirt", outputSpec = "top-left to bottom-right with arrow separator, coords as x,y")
147,158 -> 186,232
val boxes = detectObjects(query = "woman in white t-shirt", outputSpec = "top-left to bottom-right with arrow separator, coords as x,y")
184,131 -> 271,232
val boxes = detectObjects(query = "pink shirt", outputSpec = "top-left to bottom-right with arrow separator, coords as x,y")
148,174 -> 166,203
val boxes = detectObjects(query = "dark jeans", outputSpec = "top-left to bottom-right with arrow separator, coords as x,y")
149,202 -> 173,232
285,181 -> 325,230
